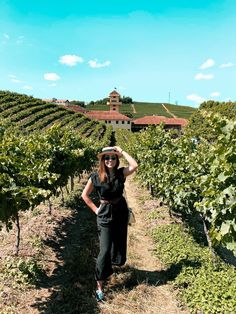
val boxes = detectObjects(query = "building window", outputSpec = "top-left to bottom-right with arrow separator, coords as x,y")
105,120 -> 107,123
108,121 -> 111,123
127,121 -> 130,124
122,121 -> 124,124
116,121 -> 119,124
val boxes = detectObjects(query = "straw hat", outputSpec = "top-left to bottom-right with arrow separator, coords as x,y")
97,147 -> 120,158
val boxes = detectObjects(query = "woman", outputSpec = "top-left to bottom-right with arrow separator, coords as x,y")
81,146 -> 138,302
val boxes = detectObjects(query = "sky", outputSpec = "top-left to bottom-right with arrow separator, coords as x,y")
0,0 -> 235,107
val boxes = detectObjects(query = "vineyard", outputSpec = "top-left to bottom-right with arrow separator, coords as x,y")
116,111 -> 236,313
116,112 -> 236,255
0,91 -> 236,313
0,91 -> 111,137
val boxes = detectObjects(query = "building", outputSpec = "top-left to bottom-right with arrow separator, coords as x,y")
85,89 -> 131,130
132,116 -> 188,132
86,110 -> 131,130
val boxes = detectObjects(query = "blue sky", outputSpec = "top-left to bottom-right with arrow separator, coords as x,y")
0,0 -> 235,107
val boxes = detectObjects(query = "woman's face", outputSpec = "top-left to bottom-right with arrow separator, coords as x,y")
103,154 -> 117,170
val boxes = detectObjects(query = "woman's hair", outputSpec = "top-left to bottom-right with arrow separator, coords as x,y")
98,155 -> 120,182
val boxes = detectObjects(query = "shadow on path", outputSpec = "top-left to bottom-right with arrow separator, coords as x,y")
107,259 -> 201,294
31,192 -> 100,314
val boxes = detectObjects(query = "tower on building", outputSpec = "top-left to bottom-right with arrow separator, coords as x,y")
107,89 -> 121,112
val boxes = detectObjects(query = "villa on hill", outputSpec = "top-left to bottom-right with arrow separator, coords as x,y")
84,90 -> 187,131
45,90 -> 188,131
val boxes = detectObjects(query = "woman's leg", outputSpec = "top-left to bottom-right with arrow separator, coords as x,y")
111,215 -> 128,266
96,224 -> 113,283
97,280 -> 103,291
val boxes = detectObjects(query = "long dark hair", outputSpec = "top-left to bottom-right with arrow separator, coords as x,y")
98,155 -> 120,183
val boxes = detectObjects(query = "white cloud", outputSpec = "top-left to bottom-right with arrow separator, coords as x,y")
195,73 -> 214,80
210,92 -> 220,97
16,35 -> 24,44
59,54 -> 83,66
199,58 -> 215,69
23,85 -> 33,90
219,62 -> 234,68
187,94 -> 205,104
88,59 -> 111,68
11,78 -> 23,83
8,74 -> 24,83
44,73 -> 61,81
3,33 -> 9,39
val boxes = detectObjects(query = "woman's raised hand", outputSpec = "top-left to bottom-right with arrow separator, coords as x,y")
113,146 -> 123,157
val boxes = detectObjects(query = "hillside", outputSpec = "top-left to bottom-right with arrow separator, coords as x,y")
86,101 -> 196,119
0,91 -> 112,140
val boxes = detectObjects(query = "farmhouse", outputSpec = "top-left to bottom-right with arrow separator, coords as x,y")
85,89 -> 132,130
132,116 -> 188,132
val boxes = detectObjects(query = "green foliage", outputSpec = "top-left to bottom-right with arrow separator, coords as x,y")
151,223 -> 236,314
88,97 -> 108,105
116,113 -> 236,255
0,90 -> 113,251
69,100 -> 85,107
187,100 -> 236,141
0,124 -> 98,229
64,189 -> 84,209
1,257 -> 44,285
121,96 -> 133,104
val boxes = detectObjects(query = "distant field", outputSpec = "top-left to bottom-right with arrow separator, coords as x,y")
132,102 -> 172,118
164,103 -> 197,118
85,101 -> 196,119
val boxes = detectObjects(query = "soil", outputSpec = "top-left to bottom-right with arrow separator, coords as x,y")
0,174 -> 189,314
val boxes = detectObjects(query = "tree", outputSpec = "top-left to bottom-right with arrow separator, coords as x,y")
121,96 -> 133,104
70,100 -> 85,107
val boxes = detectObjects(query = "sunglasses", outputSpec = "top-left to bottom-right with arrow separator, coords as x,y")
104,155 -> 117,161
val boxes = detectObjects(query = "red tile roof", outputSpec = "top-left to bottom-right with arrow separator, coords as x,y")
86,110 -> 131,121
133,116 -> 188,126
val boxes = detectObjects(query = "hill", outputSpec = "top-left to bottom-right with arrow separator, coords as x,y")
0,91 -> 112,141
86,101 -> 196,119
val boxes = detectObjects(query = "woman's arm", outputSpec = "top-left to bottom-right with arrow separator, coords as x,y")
113,146 -> 138,177
81,178 -> 99,214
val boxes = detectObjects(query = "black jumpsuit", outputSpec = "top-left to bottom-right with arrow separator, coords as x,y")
90,167 -> 129,281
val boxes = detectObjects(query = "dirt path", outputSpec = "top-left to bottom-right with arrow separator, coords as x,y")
131,103 -> 137,114
99,175 -> 188,314
162,103 -> 177,118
